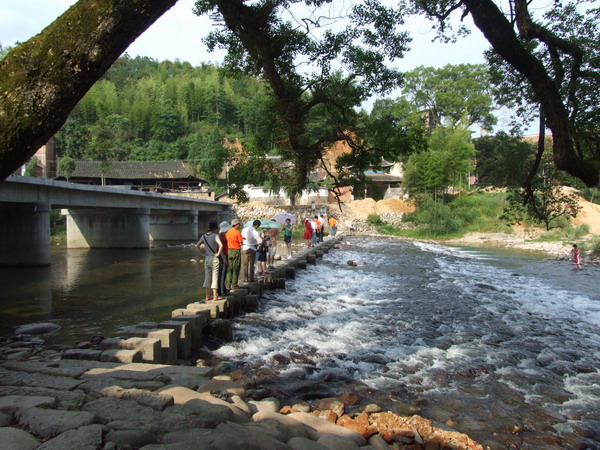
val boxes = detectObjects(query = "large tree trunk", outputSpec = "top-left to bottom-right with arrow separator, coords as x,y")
462,0 -> 599,187
0,0 -> 178,181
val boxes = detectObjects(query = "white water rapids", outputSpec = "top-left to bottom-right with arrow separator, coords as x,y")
213,237 -> 600,448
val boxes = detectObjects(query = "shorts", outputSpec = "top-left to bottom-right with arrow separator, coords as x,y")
257,251 -> 267,262
268,246 -> 277,257
284,235 -> 292,244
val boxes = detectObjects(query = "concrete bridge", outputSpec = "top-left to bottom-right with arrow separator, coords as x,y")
0,175 -> 231,266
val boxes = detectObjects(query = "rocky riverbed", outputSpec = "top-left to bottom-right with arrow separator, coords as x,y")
0,331 -> 482,450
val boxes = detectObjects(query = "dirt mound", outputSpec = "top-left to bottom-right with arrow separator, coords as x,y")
563,187 -> 600,234
345,198 -> 415,217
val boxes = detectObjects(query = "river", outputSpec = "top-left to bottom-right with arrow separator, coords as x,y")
1,237 -> 599,448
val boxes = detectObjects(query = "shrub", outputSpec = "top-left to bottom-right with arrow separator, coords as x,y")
538,224 -> 589,241
590,237 -> 600,258
367,214 -> 382,225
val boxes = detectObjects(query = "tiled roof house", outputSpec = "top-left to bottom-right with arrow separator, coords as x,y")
55,160 -> 208,193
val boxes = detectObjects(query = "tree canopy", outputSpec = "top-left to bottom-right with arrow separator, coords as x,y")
1,0 -> 598,192
410,0 -> 600,187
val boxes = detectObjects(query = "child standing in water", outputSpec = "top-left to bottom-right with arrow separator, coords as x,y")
571,244 -> 582,270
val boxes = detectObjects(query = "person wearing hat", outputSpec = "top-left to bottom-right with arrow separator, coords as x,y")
225,218 -> 243,289
218,221 -> 231,296
196,220 -> 223,301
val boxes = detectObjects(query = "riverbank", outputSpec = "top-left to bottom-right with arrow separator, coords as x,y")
0,236 -> 484,450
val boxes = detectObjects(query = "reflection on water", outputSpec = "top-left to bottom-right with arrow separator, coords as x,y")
0,243 -> 204,344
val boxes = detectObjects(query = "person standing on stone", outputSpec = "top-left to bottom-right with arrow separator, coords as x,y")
218,221 -> 230,296
241,219 -> 261,282
257,225 -> 270,275
196,220 -> 223,301
267,222 -> 280,269
329,215 -> 338,237
303,217 -> 313,247
225,218 -> 243,289
319,215 -> 326,241
311,216 -> 320,246
283,218 -> 293,258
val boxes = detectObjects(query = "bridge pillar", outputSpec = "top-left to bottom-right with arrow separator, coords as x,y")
0,202 -> 51,266
63,208 -> 150,248
150,210 -> 198,241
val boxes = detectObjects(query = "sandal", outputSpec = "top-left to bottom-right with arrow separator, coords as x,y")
213,297 -> 225,301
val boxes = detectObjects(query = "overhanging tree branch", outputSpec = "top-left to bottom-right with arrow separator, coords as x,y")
0,0 -> 179,181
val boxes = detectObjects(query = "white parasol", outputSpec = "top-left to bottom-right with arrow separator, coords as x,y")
274,212 -> 296,224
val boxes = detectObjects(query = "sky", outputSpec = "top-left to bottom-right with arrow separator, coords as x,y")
0,0 -> 521,132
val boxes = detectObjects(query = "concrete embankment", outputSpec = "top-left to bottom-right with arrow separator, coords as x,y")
0,235 -> 482,449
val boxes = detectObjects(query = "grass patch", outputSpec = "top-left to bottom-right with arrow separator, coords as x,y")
375,192 -> 512,239
535,224 -> 590,242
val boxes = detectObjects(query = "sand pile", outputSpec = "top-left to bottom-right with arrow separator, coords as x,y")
345,198 -> 415,217
563,187 -> 600,234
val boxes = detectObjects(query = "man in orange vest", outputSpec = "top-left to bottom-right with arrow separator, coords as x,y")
328,216 -> 338,237
225,218 -> 243,289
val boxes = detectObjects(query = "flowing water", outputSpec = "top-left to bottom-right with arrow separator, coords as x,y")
1,237 -> 599,448
213,238 -> 600,448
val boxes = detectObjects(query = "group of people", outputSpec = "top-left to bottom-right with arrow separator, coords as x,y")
196,217 -> 295,301
303,215 -> 338,247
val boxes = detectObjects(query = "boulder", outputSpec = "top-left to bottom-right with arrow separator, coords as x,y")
105,429 -> 159,448
19,407 -> 97,439
219,417 -> 305,443
0,395 -> 56,416
252,411 -> 310,440
317,434 -> 360,450
82,397 -> 161,426
161,427 -> 291,449
158,385 -> 250,423
197,379 -> 246,398
287,412 -> 366,446
0,427 -> 40,450
287,437 -> 328,450
249,399 -> 280,415
38,424 -> 103,450
15,323 -> 61,336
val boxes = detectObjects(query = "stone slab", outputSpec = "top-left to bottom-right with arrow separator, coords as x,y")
0,395 -> 56,416
38,424 -> 103,450
81,363 -> 211,389
158,321 -> 191,360
0,386 -> 86,410
19,407 -> 97,439
0,427 -> 40,450
287,412 -> 366,446
100,349 -> 142,364
0,367 -> 83,391
61,349 -> 102,361
0,361 -> 87,378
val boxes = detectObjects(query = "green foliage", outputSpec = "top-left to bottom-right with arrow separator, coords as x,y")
402,64 -> 497,129
579,187 -> 600,205
403,126 -> 475,197
50,210 -> 66,237
385,192 -> 509,238
504,183 -> 582,231
537,225 -> 590,242
367,214 -> 382,225
187,128 -> 229,192
590,237 -> 600,257
58,156 -> 76,180
24,157 -> 38,176
474,132 -> 536,187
